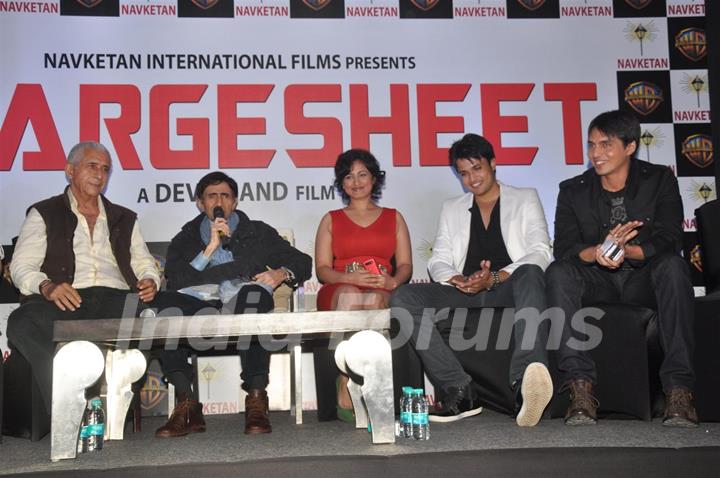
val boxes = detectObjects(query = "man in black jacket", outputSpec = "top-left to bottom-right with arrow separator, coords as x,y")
546,110 -> 698,427
156,171 -> 312,438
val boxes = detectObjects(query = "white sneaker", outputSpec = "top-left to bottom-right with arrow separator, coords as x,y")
516,362 -> 553,427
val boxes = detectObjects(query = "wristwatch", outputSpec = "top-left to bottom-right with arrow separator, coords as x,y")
280,266 -> 296,285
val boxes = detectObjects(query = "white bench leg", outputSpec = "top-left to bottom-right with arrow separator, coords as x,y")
51,341 -> 104,462
105,349 -> 147,440
334,341 -> 368,429
290,344 -> 303,424
335,331 -> 395,444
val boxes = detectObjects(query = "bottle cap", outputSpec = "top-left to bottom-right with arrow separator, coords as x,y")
91,398 -> 103,408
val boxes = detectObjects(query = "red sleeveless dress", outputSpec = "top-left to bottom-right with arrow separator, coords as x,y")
316,208 -> 396,311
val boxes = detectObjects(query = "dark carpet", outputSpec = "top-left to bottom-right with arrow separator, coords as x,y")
1,410 -> 718,477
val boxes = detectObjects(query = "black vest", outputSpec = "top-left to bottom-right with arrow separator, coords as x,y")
31,188 -> 139,289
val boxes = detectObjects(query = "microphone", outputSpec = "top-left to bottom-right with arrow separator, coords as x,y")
212,206 -> 224,220
212,206 -> 230,247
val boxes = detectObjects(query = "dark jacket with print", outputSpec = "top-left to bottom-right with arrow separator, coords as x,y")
552,159 -> 683,265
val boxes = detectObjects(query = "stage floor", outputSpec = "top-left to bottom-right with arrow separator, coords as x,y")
2,410 -> 719,477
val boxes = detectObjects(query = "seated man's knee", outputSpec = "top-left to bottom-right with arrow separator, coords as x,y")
6,308 -> 28,344
235,284 -> 274,313
513,264 -> 544,282
389,284 -> 417,309
545,260 -> 578,286
6,305 -> 45,346
649,253 -> 688,276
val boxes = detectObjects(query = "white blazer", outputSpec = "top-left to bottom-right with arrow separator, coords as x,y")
427,182 -> 552,283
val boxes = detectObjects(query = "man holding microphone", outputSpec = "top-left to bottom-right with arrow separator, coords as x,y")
156,171 -> 311,438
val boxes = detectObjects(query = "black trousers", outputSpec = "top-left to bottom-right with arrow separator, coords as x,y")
389,264 -> 550,393
546,253 -> 695,393
6,286 -> 171,415
157,284 -> 275,394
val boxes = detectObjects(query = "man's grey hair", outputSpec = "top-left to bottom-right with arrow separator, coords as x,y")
67,141 -> 111,165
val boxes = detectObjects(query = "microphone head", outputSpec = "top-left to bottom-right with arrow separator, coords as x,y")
213,206 -> 224,219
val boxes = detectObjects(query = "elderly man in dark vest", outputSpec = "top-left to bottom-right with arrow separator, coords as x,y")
7,141 -> 161,415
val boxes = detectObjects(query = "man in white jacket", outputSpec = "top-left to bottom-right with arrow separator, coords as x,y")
391,134 -> 553,426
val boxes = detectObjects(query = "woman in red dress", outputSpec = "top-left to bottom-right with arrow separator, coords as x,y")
314,149 -> 412,421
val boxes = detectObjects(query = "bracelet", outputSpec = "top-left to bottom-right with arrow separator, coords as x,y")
39,279 -> 52,297
487,271 -> 500,291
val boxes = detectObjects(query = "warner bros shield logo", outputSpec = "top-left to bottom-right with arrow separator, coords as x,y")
624,0 -> 652,9
681,134 -> 713,169
76,0 -> 102,6
517,0 -> 546,11
410,0 -> 440,11
624,81 -> 664,116
675,28 -> 707,62
191,0 -> 219,8
140,372 -> 168,411
303,0 -> 332,10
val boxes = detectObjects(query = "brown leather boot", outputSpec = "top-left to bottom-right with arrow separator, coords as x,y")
563,379 -> 598,425
155,396 -> 206,438
244,389 -> 271,434
663,387 -> 699,428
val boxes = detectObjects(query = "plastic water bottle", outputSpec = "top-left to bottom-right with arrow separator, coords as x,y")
400,386 -> 414,438
412,389 -> 430,441
76,406 -> 90,454
86,398 -> 105,451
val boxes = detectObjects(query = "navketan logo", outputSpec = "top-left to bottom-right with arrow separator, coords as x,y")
688,181 -> 715,204
639,127 -> 664,163
303,0 -> 332,11
624,81 -> 664,116
624,0 -> 652,9
681,134 -> 713,169
681,73 -> 708,108
201,362 -> 218,397
624,21 -> 658,56
410,0 -> 440,10
191,0 -> 219,9
675,28 -> 707,62
76,0 -> 102,7
417,239 -> 433,261
517,0 -> 546,11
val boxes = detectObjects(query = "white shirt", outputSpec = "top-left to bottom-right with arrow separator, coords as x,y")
10,190 -> 160,296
